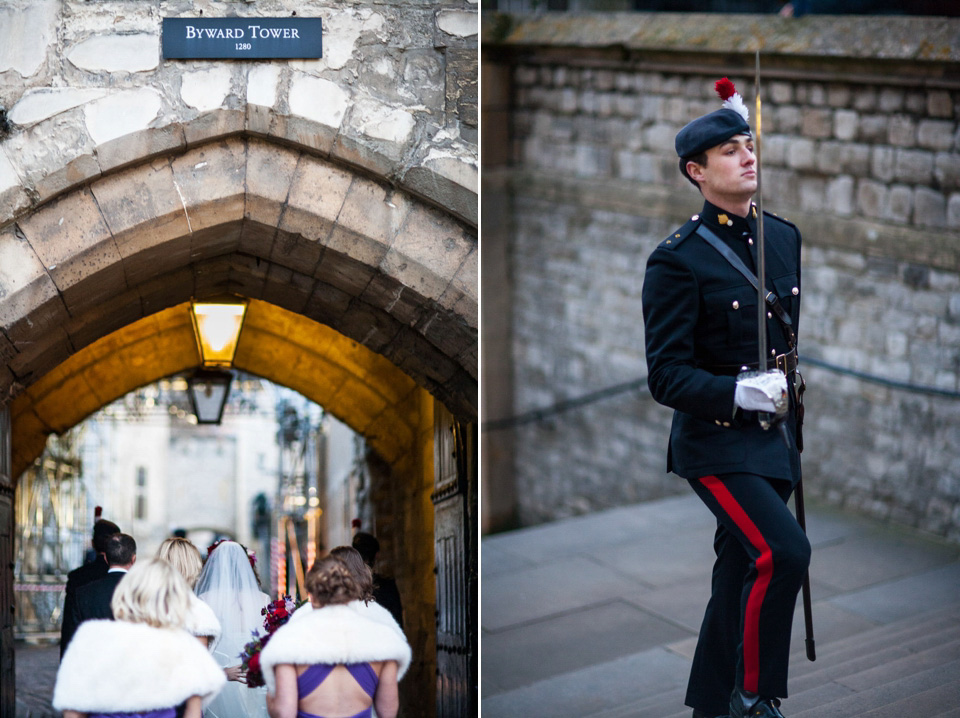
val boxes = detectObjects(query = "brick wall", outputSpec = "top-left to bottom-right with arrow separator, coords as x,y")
483,13 -> 960,540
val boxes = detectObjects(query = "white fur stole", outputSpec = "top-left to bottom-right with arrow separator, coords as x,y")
186,593 -> 222,650
53,619 -> 226,712
260,602 -> 412,694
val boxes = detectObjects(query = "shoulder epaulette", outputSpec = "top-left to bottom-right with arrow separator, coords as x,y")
658,214 -> 703,250
763,209 -> 798,229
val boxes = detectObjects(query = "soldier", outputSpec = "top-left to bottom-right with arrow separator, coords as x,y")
641,79 -> 810,718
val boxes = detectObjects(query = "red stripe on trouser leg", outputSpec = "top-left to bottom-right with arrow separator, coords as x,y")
699,475 -> 773,695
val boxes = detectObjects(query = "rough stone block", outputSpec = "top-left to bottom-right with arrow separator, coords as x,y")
914,186 -> 947,228
894,148 -> 934,184
775,106 -> 801,134
170,138 -> 246,235
183,108 -> 246,147
84,89 -> 163,146
281,154 -> 353,247
261,264 -> 313,314
786,137 -> 817,170
917,120 -> 955,151
859,114 -> 888,143
833,110 -> 858,141
18,187 -> 127,314
439,244 -> 478,329
328,176 -> 411,267
799,176 -> 827,212
244,139 -> 300,228
0,153 -> 32,224
91,158 -> 191,283
770,81 -> 792,105
888,115 -> 916,147
801,108 -> 832,138
33,151 -> 103,206
66,32 -> 159,73
180,66 -> 234,113
96,123 -> 187,174
871,146 -> 895,182
827,84 -> 851,108
852,87 -> 877,111
857,179 -> 888,219
927,90 -> 953,118
402,154 -> 478,228
827,175 -> 855,217
884,184 -> 913,224
905,90 -> 926,115
0,224 -> 63,332
381,203 -> 474,303
947,192 -> 960,229
878,87 -> 904,113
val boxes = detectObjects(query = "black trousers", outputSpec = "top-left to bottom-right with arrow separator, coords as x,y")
685,473 -> 811,716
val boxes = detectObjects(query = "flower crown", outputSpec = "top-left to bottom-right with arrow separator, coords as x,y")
207,538 -> 257,571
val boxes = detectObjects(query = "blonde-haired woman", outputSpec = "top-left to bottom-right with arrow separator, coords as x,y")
156,537 -> 221,649
53,557 -> 225,718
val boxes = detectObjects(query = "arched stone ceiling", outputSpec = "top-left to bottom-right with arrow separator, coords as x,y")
0,136 -> 477,441
11,299 -> 424,479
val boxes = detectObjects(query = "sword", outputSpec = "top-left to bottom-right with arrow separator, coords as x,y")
755,50 -> 816,662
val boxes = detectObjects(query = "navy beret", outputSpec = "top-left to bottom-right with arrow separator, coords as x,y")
675,108 -> 751,158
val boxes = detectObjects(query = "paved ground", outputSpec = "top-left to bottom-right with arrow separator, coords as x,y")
15,641 -> 60,718
481,494 -> 960,717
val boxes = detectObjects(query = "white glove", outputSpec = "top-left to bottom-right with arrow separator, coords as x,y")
735,370 -> 788,414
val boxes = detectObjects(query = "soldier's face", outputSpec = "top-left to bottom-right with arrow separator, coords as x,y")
689,135 -> 757,204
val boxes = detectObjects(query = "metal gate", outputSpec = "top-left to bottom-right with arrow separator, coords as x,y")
433,405 -> 477,717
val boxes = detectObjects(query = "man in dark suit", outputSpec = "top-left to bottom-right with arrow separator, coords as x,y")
642,79 -> 810,718
60,519 -> 120,657
64,533 -> 137,651
353,531 -> 404,630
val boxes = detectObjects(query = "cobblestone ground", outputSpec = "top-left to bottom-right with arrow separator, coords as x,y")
15,642 -> 60,718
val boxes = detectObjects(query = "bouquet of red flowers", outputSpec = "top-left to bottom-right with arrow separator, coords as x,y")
240,595 -> 304,688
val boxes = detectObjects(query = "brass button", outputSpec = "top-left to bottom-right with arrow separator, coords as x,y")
692,214 -> 700,221
771,349 -> 777,356
715,420 -> 722,425
767,311 -> 773,319
732,300 -> 740,310
722,422 -> 731,427
740,365 -> 750,372
675,234 -> 681,238
792,287 -> 799,296
666,240 -> 672,244
748,238 -> 754,245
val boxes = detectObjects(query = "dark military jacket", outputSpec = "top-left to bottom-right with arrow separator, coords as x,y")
641,199 -> 802,482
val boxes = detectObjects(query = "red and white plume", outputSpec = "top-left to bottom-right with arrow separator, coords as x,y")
715,77 -> 749,123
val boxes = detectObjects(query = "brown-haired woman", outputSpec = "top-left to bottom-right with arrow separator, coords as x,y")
261,556 -> 411,718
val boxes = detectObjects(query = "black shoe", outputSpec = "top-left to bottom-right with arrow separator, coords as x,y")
728,688 -> 785,718
692,711 -> 729,718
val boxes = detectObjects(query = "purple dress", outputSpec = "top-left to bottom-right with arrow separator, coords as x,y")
90,711 -> 177,718
296,663 -> 379,718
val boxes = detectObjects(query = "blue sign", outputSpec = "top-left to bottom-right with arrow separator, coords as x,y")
162,17 -> 322,59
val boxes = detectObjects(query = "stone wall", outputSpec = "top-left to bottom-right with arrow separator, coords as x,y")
482,13 -> 960,541
0,0 -> 478,228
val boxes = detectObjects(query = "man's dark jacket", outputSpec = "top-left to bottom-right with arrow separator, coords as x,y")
60,556 -> 109,657
641,200 -> 802,483
62,571 -> 127,655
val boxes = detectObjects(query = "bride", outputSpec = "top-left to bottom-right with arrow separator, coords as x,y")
196,540 -> 270,718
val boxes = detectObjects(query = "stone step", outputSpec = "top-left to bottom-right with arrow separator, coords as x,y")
586,685 -> 688,718
788,623 -> 960,693
620,607 -> 960,717
790,604 -> 960,673
789,658 -> 960,717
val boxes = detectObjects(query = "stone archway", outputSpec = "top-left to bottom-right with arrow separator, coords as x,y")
0,130 -> 476,717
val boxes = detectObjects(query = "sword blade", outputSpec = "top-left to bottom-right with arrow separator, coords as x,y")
755,50 -> 767,371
